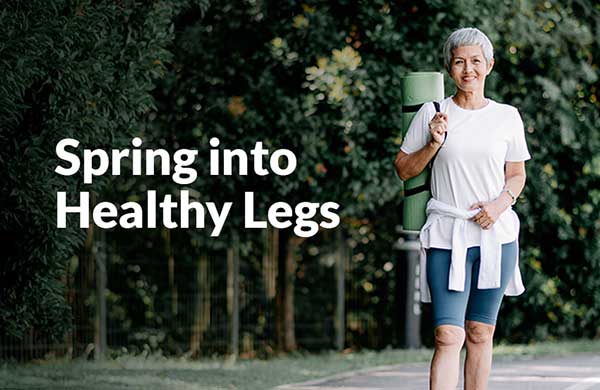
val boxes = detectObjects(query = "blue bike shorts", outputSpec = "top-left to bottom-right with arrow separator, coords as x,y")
426,241 -> 518,328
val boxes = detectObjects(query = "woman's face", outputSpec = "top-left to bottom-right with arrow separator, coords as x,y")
449,45 -> 494,94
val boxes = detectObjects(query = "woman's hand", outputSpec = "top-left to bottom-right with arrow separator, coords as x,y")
428,112 -> 448,146
469,196 -> 511,230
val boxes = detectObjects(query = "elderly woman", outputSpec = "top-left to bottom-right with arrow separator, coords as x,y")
394,28 -> 530,390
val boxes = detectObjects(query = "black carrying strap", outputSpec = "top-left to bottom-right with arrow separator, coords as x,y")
404,101 -> 444,197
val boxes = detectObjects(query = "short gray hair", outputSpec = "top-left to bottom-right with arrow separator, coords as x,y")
443,28 -> 494,71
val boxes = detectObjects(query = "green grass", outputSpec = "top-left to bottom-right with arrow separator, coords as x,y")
1,339 -> 599,390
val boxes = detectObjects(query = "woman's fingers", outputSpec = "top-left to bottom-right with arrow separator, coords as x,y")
430,119 -> 447,128
432,131 -> 445,144
429,113 -> 448,129
472,212 -> 492,227
468,202 -> 496,229
433,113 -> 448,124
474,214 -> 495,229
429,121 -> 447,143
429,111 -> 449,145
429,124 -> 446,144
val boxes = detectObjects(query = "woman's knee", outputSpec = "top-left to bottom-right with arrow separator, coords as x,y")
434,325 -> 465,349
465,321 -> 495,345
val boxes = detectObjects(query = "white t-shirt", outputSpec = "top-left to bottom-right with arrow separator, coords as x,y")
400,96 -> 531,249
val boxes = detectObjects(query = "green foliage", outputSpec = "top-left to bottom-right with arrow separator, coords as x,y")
0,0 -> 184,339
2,0 -> 599,351
482,0 -> 600,341
119,0 -> 599,349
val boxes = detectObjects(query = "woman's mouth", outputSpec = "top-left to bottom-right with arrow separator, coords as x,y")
462,76 -> 477,82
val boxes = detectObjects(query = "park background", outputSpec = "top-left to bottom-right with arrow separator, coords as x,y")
0,0 -> 599,386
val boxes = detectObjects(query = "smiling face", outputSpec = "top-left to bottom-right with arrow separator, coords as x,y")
449,45 -> 494,94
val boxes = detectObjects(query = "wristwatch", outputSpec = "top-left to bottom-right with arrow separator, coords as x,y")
502,188 -> 517,205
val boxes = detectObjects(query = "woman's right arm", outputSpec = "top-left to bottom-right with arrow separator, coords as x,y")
394,141 -> 442,181
394,111 -> 448,181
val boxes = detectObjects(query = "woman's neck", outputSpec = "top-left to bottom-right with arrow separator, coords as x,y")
452,91 -> 488,110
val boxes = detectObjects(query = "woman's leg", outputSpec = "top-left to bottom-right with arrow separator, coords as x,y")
426,248 -> 472,390
430,325 -> 465,390
464,320 -> 495,390
463,241 -> 518,390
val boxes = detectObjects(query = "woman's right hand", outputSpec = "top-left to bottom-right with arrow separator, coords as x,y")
428,112 -> 449,146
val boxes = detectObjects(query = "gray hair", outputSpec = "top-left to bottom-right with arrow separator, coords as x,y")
443,28 -> 494,71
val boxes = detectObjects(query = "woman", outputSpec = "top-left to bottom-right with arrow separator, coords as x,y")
394,28 -> 530,390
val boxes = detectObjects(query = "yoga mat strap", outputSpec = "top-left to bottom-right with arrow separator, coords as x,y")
402,103 -> 424,113
402,101 -> 440,113
404,184 -> 429,197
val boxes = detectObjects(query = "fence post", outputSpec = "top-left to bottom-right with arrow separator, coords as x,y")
94,229 -> 107,361
190,253 -> 210,357
335,229 -> 346,351
227,232 -> 240,361
394,231 -> 421,348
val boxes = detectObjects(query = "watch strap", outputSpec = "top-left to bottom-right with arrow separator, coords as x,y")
503,188 -> 517,205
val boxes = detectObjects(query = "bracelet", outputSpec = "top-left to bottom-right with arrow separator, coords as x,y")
502,188 -> 517,206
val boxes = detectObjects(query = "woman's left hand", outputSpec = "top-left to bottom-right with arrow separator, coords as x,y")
469,198 -> 509,230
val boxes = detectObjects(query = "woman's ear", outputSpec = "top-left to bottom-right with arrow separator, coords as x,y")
487,57 -> 495,75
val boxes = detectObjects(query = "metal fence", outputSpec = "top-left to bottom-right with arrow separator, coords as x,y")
0,226 -> 417,361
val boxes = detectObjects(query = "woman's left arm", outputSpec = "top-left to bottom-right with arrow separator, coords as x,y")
502,161 -> 527,203
470,161 -> 527,230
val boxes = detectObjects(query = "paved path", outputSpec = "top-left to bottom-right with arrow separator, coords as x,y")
276,353 -> 600,390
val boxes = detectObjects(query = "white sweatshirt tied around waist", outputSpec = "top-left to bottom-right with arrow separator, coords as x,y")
419,198 -> 525,303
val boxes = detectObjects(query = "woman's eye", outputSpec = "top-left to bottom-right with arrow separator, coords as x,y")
474,59 -> 481,63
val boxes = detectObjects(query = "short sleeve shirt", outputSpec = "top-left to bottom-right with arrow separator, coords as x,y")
400,96 -> 531,248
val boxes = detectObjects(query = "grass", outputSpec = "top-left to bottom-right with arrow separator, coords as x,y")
0,339 -> 599,390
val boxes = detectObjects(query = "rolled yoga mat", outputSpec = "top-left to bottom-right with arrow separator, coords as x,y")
400,72 -> 444,232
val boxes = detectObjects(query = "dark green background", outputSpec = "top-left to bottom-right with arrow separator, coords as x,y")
1,0 -> 599,357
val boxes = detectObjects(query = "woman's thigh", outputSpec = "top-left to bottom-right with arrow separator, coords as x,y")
465,241 -> 518,325
426,248 -> 472,329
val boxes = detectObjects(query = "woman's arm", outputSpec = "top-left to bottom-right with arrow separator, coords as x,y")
394,112 -> 448,181
499,161 -> 527,207
394,142 -> 442,181
470,161 -> 527,230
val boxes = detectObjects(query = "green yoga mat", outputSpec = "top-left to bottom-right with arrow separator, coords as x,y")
400,72 -> 444,232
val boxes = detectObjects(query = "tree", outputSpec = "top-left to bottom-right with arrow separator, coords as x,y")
0,0 -> 194,346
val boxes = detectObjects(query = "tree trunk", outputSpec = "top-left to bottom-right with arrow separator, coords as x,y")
227,234 -> 240,360
94,229 -> 107,361
163,228 -> 178,315
262,227 -> 278,354
335,229 -> 347,351
275,230 -> 304,352
262,226 -> 278,301
74,193 -> 96,358
189,253 -> 210,358
64,255 -> 75,359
